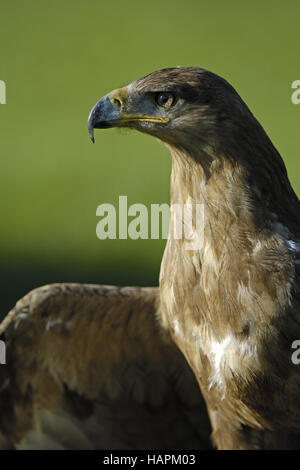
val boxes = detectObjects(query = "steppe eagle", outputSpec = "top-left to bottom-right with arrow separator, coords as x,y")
1,67 -> 300,449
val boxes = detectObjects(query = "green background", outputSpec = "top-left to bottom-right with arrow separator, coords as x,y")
0,0 -> 299,317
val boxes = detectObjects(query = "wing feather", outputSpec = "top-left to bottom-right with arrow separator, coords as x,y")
0,283 -> 212,449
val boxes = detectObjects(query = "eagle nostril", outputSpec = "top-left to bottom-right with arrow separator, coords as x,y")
111,97 -> 122,111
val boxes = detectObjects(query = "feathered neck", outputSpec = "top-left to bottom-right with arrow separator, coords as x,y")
166,135 -> 300,238
159,140 -> 298,338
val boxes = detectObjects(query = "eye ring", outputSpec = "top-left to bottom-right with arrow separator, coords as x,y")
155,92 -> 176,109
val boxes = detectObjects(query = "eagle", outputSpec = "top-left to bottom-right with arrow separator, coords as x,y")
1,67 -> 300,450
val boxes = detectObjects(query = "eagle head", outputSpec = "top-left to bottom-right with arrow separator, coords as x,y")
87,67 -> 249,152
88,67 -> 300,227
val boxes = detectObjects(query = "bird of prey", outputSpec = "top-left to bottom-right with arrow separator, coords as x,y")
87,67 -> 300,449
1,67 -> 300,451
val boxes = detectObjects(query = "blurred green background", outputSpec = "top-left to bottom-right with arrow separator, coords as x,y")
0,0 -> 299,317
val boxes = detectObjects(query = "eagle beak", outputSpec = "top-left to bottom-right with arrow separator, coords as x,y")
88,95 -> 122,143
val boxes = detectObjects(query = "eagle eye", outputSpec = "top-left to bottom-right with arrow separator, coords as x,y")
155,92 -> 176,109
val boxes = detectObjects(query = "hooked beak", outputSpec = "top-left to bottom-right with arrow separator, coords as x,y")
88,95 -> 121,143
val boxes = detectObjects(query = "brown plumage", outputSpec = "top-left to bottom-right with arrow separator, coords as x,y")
87,67 -> 300,449
2,66 -> 300,450
0,284 -> 211,449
